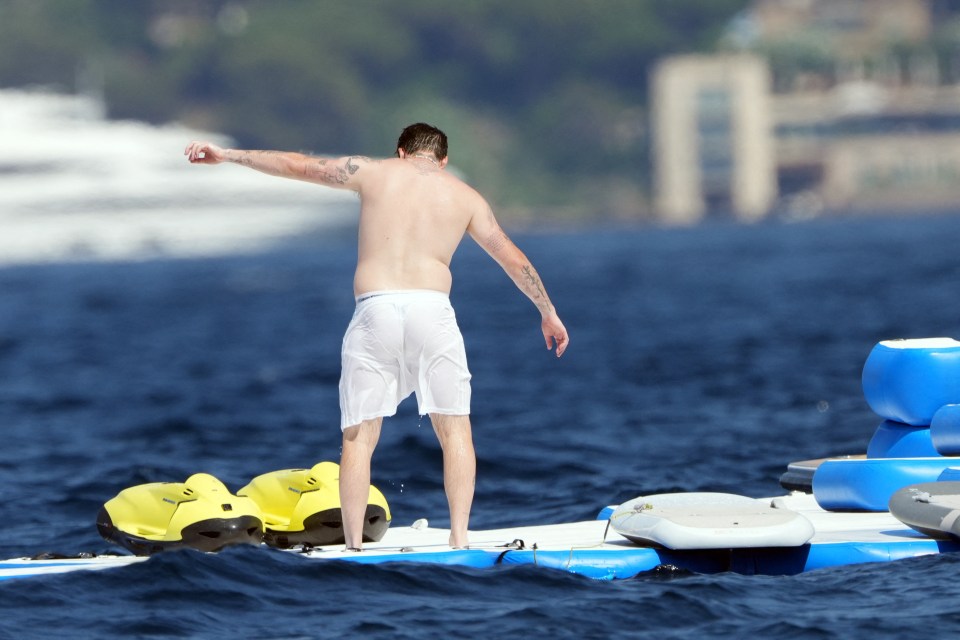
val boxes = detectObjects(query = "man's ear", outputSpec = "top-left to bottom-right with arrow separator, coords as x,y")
439,156 -> 449,168
397,148 -> 407,158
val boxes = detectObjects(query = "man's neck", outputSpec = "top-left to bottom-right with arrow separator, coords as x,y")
410,153 -> 439,166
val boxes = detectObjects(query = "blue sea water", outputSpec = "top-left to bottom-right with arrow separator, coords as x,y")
2,213 -> 960,638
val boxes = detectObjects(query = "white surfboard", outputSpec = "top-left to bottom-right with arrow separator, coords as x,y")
609,492 -> 815,550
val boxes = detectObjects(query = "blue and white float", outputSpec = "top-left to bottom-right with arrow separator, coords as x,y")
861,337 -> 960,426
813,337 -> 960,512
5,338 -> 960,581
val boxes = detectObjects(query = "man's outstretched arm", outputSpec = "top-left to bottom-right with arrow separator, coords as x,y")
184,140 -> 373,191
468,205 -> 569,357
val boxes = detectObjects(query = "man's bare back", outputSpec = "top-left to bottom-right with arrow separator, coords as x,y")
349,154 -> 485,296
184,141 -> 567,354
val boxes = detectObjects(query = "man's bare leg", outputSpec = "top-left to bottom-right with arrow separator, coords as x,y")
430,413 -> 475,548
340,418 -> 382,550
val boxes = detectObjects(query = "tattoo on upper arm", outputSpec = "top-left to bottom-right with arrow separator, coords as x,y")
312,156 -> 370,184
346,157 -> 364,175
479,207 -> 510,253
485,229 -> 509,253
311,158 -> 348,184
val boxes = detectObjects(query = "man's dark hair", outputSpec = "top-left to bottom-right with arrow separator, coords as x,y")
396,123 -> 448,160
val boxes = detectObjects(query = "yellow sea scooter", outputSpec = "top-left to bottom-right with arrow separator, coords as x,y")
96,473 -> 264,556
238,461 -> 391,548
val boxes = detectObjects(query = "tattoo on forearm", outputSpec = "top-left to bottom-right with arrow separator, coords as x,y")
236,151 -> 256,167
521,265 -> 551,312
236,150 -> 283,169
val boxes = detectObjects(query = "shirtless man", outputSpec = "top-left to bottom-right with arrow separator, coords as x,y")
185,123 -> 568,549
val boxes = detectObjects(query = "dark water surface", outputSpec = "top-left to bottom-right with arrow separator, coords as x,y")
3,214 -> 960,638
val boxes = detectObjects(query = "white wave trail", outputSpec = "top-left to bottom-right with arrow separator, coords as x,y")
0,89 -> 356,265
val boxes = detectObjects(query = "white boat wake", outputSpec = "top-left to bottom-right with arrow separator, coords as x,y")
0,89 -> 356,265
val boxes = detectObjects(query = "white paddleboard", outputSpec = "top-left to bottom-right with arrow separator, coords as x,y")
609,492 -> 815,550
0,555 -> 147,580
0,519 -> 658,581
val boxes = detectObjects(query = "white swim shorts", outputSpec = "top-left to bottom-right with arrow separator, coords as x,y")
339,290 -> 471,430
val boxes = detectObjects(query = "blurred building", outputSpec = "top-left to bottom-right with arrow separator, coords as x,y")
652,0 -> 960,223
651,55 -> 776,223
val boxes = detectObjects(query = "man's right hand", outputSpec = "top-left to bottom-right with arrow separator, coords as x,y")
542,312 -> 569,357
184,141 -> 226,165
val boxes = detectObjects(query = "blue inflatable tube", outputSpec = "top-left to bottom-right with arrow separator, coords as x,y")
813,457 -> 960,511
861,338 -> 960,426
931,404 -> 960,455
866,420 -> 939,458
